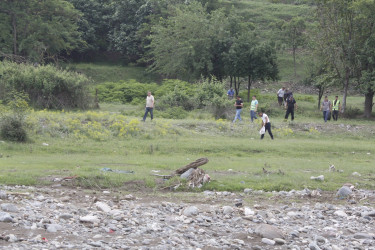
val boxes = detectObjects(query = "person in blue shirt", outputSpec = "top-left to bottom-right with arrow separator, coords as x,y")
227,88 -> 234,99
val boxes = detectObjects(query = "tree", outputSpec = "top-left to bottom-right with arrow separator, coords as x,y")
0,0 -> 83,63
147,2 -> 217,80
282,17 -> 306,78
314,0 -> 375,116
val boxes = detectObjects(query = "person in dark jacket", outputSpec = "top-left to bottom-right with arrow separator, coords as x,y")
284,94 -> 297,121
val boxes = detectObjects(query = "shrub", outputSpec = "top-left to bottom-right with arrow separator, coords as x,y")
159,107 -> 188,119
0,61 -> 93,109
0,116 -> 27,142
158,85 -> 195,111
0,91 -> 29,142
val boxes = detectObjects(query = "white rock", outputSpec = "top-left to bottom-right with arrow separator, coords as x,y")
244,207 -> 255,216
0,212 -> 13,222
222,206 -> 234,215
310,175 -> 324,181
80,215 -> 100,224
1,203 -> 18,212
183,206 -> 199,217
7,234 -> 17,243
95,201 -> 111,213
261,238 -> 275,245
334,210 -> 347,217
352,172 -> 361,176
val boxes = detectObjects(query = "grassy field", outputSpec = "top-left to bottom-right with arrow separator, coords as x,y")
0,94 -> 374,192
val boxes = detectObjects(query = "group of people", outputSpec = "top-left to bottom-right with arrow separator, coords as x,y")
320,95 -> 341,122
142,88 -> 342,140
230,86 -> 342,140
232,94 -> 275,140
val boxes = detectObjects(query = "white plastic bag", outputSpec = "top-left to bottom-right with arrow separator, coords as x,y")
259,126 -> 265,135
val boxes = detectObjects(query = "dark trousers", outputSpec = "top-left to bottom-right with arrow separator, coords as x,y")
278,97 -> 283,106
332,110 -> 339,121
261,122 -> 273,139
285,108 -> 294,120
143,107 -> 153,121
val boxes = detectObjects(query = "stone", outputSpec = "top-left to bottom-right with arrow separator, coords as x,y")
353,233 -> 374,239
180,168 -> 194,179
244,207 -> 255,216
0,212 -> 13,222
310,175 -> 324,181
308,242 -> 321,250
0,191 -> 7,199
96,201 -> 111,213
80,215 -> 100,224
336,186 -> 352,199
261,238 -> 275,245
274,238 -> 286,245
46,224 -> 63,233
334,210 -> 347,217
183,206 -> 199,217
7,234 -> 17,243
1,203 -> 18,212
59,214 -> 73,220
352,172 -> 361,176
255,224 -> 285,239
222,206 -> 234,215
244,188 -> 252,194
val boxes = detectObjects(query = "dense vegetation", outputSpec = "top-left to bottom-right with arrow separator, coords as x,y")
0,0 -> 374,117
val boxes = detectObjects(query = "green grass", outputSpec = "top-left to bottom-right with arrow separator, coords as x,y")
65,63 -> 161,85
0,96 -> 374,192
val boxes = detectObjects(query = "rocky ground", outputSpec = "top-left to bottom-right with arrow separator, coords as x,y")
0,185 -> 374,250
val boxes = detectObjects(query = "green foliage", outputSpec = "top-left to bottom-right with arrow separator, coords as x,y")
0,91 -> 29,142
0,116 -> 27,142
158,85 -> 196,111
159,107 -> 188,119
0,61 -> 93,109
0,0 -> 83,62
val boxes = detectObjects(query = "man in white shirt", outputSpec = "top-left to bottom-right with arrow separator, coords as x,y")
142,91 -> 154,121
258,110 -> 274,140
277,87 -> 285,106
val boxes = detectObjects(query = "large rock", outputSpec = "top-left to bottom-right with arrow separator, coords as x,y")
1,203 -> 18,213
183,206 -> 199,217
222,206 -> 234,215
336,186 -> 352,199
79,215 -> 100,224
255,224 -> 285,239
46,224 -> 63,233
0,212 -> 13,222
95,201 -> 111,213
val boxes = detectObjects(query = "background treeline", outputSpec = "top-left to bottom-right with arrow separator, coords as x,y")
0,0 -> 374,117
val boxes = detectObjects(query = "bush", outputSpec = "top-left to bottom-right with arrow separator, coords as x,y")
0,61 -> 93,109
158,85 -> 195,111
159,107 -> 188,119
0,116 -> 27,142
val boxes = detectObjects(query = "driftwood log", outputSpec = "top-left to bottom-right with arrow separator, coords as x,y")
174,157 -> 209,175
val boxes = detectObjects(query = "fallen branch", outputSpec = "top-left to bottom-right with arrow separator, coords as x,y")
175,158 -> 209,175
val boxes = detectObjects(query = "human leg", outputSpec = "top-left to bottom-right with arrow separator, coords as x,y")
285,109 -> 290,120
233,109 -> 240,122
143,107 -> 150,121
265,122 -> 273,139
290,108 -> 294,121
323,111 -> 328,122
150,108 -> 153,120
333,110 -> 338,121
238,109 -> 242,121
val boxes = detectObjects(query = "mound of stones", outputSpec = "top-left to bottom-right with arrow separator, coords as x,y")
0,186 -> 374,249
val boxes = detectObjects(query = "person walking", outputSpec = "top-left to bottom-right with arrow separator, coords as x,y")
320,96 -> 331,123
227,88 -> 234,99
258,110 -> 273,140
332,96 -> 341,121
284,94 -> 297,121
250,95 -> 258,122
142,91 -> 154,122
277,87 -> 285,106
233,96 -> 243,123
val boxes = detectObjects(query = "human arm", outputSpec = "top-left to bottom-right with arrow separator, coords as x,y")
255,103 -> 258,112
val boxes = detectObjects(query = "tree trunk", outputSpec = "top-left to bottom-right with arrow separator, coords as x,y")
234,77 -> 238,96
341,67 -> 350,113
317,86 -> 324,109
293,46 -> 296,78
229,76 -> 233,88
247,75 -> 252,102
11,12 -> 17,55
364,90 -> 374,118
